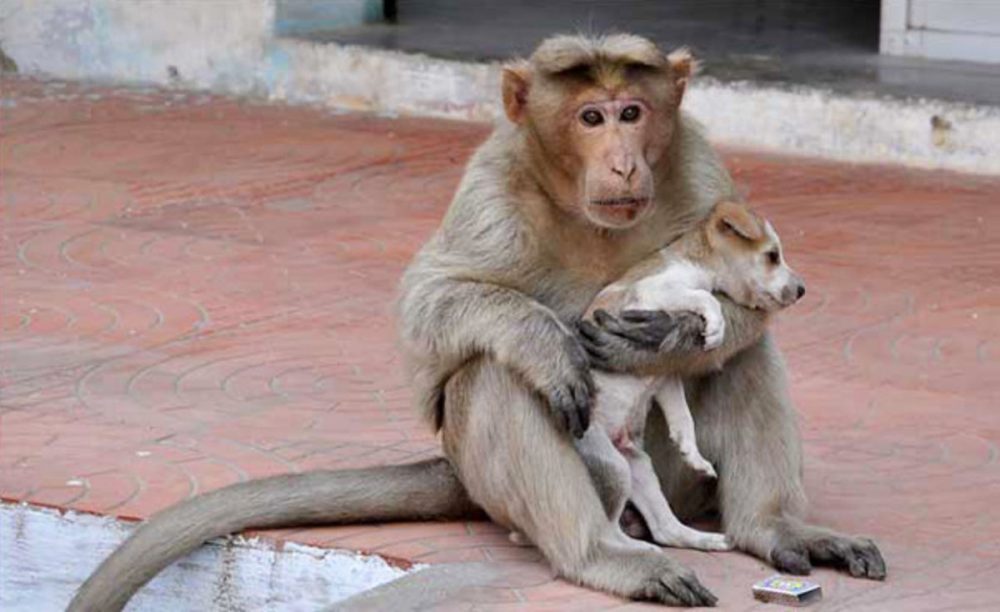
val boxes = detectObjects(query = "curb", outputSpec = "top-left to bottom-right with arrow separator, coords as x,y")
2,0 -> 998,174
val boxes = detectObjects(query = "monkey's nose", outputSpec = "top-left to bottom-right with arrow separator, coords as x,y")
796,284 -> 806,300
610,158 -> 636,182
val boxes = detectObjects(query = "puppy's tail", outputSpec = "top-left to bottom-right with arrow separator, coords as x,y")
67,458 -> 478,612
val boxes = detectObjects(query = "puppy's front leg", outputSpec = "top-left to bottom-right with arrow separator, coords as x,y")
654,378 -> 716,480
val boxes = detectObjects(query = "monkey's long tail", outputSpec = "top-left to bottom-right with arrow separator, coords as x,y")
67,458 -> 478,612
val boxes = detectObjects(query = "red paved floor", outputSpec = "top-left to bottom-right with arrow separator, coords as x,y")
2,75 -> 999,610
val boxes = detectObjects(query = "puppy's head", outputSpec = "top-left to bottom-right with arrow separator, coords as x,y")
704,201 -> 805,311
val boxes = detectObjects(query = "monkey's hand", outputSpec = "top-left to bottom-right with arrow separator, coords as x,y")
580,297 -> 769,377
578,309 -> 705,375
515,327 -> 594,439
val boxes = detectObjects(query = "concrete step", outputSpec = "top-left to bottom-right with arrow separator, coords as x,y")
1,1 -> 999,174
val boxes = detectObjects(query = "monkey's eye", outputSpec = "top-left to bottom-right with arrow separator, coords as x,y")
580,109 -> 604,127
620,105 -> 641,122
767,249 -> 781,265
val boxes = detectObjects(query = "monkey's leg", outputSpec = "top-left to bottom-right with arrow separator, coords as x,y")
443,359 -> 718,607
574,423 -> 633,522
687,336 -> 887,580
653,378 -> 716,479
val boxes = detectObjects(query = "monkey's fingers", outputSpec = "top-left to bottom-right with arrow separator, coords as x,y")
649,311 -> 706,353
619,309 -> 671,324
593,309 -> 666,349
619,309 -> 700,348
577,320 -> 631,372
570,381 -> 592,433
544,385 -> 587,439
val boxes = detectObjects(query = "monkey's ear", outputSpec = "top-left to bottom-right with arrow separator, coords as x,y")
502,62 -> 531,124
713,200 -> 763,242
666,47 -> 697,105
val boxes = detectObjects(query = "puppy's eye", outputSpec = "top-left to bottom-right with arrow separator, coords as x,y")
620,105 -> 641,122
767,250 -> 781,265
580,109 -> 604,127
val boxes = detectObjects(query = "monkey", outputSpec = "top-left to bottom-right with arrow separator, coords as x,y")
68,34 -> 885,611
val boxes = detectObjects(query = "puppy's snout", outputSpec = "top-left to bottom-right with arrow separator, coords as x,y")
782,276 -> 806,306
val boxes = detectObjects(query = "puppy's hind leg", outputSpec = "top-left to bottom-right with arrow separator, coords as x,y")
626,448 -> 731,552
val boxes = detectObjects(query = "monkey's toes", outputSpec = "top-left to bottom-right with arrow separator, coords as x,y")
771,546 -> 812,576
809,536 -> 887,580
852,539 -> 887,580
647,570 -> 718,607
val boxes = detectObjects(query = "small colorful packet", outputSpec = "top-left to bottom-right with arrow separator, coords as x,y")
752,575 -> 823,606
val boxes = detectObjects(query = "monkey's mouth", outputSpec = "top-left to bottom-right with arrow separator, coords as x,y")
591,197 -> 649,209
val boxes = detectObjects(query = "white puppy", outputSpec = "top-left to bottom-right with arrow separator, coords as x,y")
579,200 -> 806,551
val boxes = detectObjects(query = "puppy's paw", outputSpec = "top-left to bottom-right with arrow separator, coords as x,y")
680,447 -> 717,480
695,532 -> 733,552
690,457 -> 718,480
700,306 -> 725,351
702,328 -> 724,350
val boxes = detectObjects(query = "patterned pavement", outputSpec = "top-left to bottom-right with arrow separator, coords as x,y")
1,75 -> 999,610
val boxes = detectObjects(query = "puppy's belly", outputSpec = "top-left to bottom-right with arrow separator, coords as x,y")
592,372 -> 657,450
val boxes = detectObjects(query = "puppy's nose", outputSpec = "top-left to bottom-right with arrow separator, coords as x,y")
796,284 -> 806,300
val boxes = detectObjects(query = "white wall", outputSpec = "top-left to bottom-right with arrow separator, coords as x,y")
0,0 -> 275,92
881,0 -> 1000,64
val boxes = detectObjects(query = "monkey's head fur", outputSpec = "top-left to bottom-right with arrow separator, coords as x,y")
502,34 -> 694,231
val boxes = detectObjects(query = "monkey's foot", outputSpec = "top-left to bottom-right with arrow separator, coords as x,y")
771,530 -> 886,580
640,560 -> 718,607
580,541 -> 717,606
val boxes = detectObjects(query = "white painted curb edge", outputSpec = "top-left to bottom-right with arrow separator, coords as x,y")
0,503 -> 416,612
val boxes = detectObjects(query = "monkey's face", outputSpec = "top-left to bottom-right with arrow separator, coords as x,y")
707,201 -> 806,311
524,80 -> 678,231
502,37 -> 691,230
570,95 -> 668,230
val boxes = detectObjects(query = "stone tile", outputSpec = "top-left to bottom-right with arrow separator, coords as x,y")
2,75 -> 999,609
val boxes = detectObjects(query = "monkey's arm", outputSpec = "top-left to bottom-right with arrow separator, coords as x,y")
578,296 -> 768,378
400,276 -> 593,436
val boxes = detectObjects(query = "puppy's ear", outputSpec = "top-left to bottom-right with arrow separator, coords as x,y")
502,61 -> 532,124
712,200 -> 763,242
